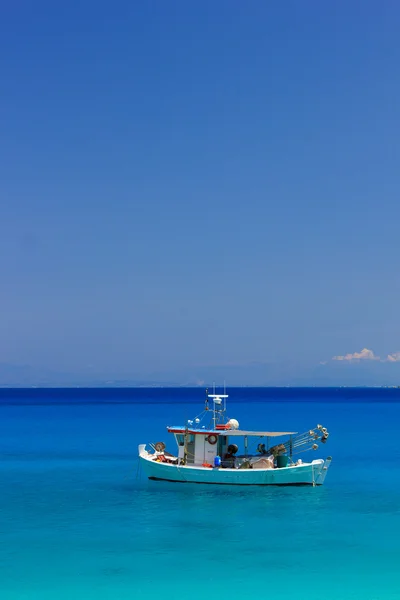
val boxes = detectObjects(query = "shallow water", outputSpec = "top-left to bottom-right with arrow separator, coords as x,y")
1,389 -> 399,599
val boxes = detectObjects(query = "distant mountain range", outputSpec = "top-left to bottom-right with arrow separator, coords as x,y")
1,360 -> 400,387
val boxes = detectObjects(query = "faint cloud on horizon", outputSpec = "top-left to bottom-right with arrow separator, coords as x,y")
331,347 -> 400,363
332,348 -> 379,362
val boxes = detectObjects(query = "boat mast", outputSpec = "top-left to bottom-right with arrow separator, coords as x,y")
224,380 -> 226,413
183,423 -> 188,465
208,392 -> 228,429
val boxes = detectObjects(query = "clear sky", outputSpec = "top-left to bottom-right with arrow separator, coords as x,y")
1,2 -> 400,384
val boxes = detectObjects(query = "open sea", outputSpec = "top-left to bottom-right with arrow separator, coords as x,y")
1,386 -> 399,600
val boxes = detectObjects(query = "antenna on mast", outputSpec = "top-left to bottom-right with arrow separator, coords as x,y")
208,388 -> 229,429
224,380 -> 226,412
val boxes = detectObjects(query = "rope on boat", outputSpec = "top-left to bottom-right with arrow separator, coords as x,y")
122,458 -> 141,480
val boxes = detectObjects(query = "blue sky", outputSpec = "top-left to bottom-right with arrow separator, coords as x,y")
1,2 -> 400,385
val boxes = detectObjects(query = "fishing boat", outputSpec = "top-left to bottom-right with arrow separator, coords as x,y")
138,390 -> 332,486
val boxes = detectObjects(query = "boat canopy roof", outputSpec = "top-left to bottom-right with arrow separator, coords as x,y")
167,427 -> 296,437
227,430 -> 297,437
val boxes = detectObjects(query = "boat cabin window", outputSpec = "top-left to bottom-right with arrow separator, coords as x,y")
218,436 -> 228,455
176,434 -> 195,446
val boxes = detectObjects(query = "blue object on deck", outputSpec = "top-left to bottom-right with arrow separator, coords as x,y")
214,455 -> 221,467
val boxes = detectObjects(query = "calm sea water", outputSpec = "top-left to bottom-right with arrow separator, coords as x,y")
1,387 -> 399,600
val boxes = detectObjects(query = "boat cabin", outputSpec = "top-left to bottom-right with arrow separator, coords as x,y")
167,427 -> 230,466
166,426 -> 297,468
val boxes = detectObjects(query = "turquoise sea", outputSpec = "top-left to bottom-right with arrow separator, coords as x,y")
1,387 -> 400,600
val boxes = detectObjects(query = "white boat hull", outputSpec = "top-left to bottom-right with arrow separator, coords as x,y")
138,445 -> 332,486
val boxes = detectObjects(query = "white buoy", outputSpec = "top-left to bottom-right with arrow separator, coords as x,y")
227,418 -> 239,430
